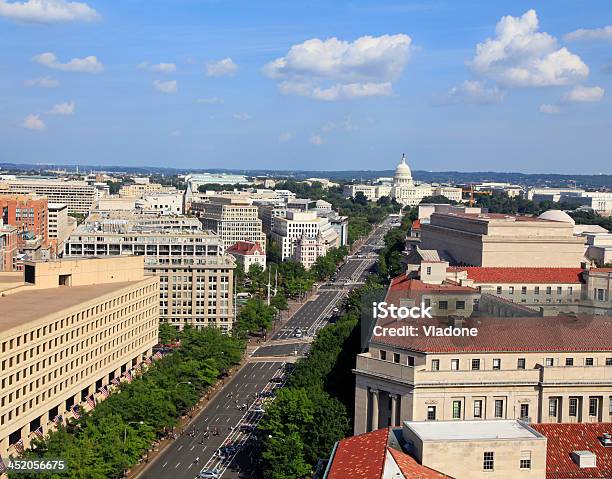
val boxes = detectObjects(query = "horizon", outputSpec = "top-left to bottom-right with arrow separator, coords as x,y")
1,0 -> 611,174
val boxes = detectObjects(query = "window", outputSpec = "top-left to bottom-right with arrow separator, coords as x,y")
496,286 -> 502,294
455,300 -> 465,310
494,400 -> 504,418
393,353 -> 400,364
546,286 -> 552,295
586,358 -> 594,366
520,451 -> 532,470
534,286 -> 540,295
426,266 -> 432,275
609,397 -> 612,416
569,397 -> 578,417
565,358 -> 574,366
407,356 -> 415,366
549,398 -> 558,417
520,403 -> 529,420
606,358 -> 612,366
452,400 -> 462,419
423,298 -> 431,308
379,350 -> 387,361
596,289 -> 605,301
474,400 -> 483,418
451,359 -> 459,371
483,452 -> 494,471
509,286 -> 514,294
517,358 -> 526,369
589,398 -> 599,417
521,286 -> 527,295
431,359 -> 440,371
438,301 -> 448,310
545,358 -> 554,367
492,358 -> 501,370
471,359 -> 481,370
427,405 -> 436,421
568,287 -> 573,295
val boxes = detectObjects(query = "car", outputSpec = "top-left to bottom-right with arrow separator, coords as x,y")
293,328 -> 303,338
251,406 -> 266,413
269,376 -> 284,383
196,470 -> 219,479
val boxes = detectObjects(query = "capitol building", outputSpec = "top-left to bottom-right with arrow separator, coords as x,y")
342,155 -> 462,207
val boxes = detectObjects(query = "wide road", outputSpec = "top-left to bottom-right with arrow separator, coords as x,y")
138,215 -> 397,479
141,361 -> 284,479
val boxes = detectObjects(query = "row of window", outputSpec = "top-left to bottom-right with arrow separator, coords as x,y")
496,285 -> 573,295
482,451 -> 532,472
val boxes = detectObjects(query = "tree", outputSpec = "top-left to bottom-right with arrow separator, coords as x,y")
158,323 -> 180,344
270,294 -> 288,311
237,298 -> 276,336
353,191 -> 369,206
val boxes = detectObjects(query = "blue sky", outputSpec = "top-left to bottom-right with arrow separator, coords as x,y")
1,0 -> 611,173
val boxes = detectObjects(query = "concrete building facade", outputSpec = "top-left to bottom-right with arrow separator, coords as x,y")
0,256 -> 159,458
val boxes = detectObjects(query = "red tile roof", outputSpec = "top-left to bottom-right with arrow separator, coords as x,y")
386,276 -> 478,306
447,267 -> 585,284
226,241 -> 263,255
532,423 -> 612,478
327,428 -> 388,479
412,219 -> 421,230
372,315 -> 612,353
327,428 -> 452,479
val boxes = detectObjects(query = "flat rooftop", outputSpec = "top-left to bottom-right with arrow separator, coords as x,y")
405,420 -> 544,441
0,280 -> 147,334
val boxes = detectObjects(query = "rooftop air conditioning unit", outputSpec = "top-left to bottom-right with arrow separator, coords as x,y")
601,433 -> 612,447
571,451 -> 596,468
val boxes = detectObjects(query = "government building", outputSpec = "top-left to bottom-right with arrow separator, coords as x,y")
0,256 -> 159,458
343,155 -> 462,206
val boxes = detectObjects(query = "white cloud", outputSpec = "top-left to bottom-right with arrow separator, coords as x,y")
33,52 -> 103,73
562,85 -> 604,103
233,112 -> 251,121
20,114 -> 46,130
444,80 -> 506,105
139,62 -> 176,73
170,130 -> 181,137
205,58 -> 238,77
539,104 -> 561,114
471,9 -> 588,87
196,97 -> 224,104
264,34 -> 411,101
278,132 -> 293,142
565,26 -> 612,42
0,0 -> 99,23
24,76 -> 59,87
309,134 -> 324,145
153,79 -> 177,94
49,101 -> 75,115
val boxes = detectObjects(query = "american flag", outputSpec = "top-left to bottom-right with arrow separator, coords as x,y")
14,438 -> 24,453
86,395 -> 96,409
71,405 -> 81,420
98,386 -> 110,398
153,351 -> 163,360
111,377 -> 121,386
34,427 -> 44,439
124,370 -> 133,383
144,357 -> 152,365
0,456 -> 7,474
53,415 -> 63,426
133,364 -> 141,372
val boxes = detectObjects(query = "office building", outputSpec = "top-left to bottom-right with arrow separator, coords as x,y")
0,256 -> 159,458
0,223 -> 18,272
0,195 -> 48,246
0,178 -> 98,215
419,212 -> 586,267
186,173 -> 250,191
64,215 -> 235,331
257,202 -> 287,235
271,210 -> 339,266
194,196 -> 266,253
354,314 -> 612,435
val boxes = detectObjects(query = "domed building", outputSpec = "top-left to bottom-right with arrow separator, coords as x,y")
538,209 -> 576,225
342,154 -> 462,207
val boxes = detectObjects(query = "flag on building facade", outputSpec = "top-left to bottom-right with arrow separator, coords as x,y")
144,357 -> 152,365
153,351 -> 163,360
98,386 -> 110,398
124,370 -> 133,383
86,395 -> 96,409
0,456 -> 7,473
53,415 -> 63,426
34,427 -> 44,439
71,405 -> 81,420
14,438 -> 24,453
111,377 -> 121,386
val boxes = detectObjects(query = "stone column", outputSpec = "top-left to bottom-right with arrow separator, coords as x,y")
581,396 -> 590,423
370,389 -> 379,431
390,394 -> 398,427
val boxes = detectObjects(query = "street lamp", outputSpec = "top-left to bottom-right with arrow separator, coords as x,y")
124,421 -> 144,450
